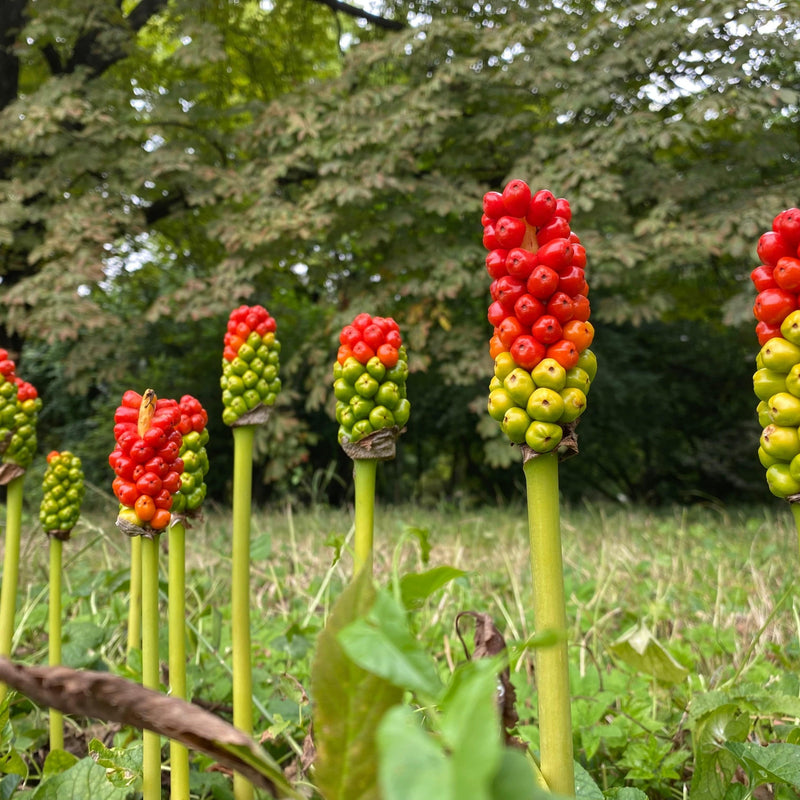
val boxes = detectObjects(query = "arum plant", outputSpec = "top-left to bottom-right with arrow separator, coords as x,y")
332,313 -> 410,576
0,352 -> 41,702
220,304 -> 282,800
168,394 -> 210,800
39,450 -> 85,751
481,179 -> 599,796
749,208 -> 800,549
111,389 -> 184,800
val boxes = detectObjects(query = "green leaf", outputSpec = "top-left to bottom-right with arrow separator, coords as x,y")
377,706 -> 453,800
574,760 -> 604,800
608,622 -> 689,684
489,749 -> 552,800
724,742 -> 800,789
604,789 -> 650,800
41,748 -> 79,780
438,660 -> 504,800
338,589 -> 443,698
87,739 -> 142,789
399,565 -> 466,610
311,568 -> 404,800
0,774 -> 21,800
31,757 -> 136,800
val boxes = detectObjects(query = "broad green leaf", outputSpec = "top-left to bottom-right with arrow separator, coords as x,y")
41,749 -> 79,780
439,660 -> 504,800
88,740 -> 142,789
377,705 -> 453,800
604,789 -> 650,800
0,775 -> 21,800
399,565 -> 466,610
608,623 -> 689,684
312,569 -> 404,800
689,704 -> 750,800
338,589 -> 443,699
574,760 -> 604,800
31,757 -> 135,800
489,749 -> 555,800
724,742 -> 800,789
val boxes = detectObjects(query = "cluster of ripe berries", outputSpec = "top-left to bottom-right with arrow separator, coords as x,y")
333,313 -> 411,444
39,451 -> 85,535
749,208 -> 800,499
173,394 -> 210,515
221,305 -> 282,426
110,390 -> 185,531
0,350 -> 42,471
482,180 -> 596,452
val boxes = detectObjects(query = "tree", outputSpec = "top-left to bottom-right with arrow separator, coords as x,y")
3,0 -> 798,502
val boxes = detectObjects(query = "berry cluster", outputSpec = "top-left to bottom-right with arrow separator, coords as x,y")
39,451 -> 85,535
750,208 -> 800,498
110,390 -> 184,532
173,394 -> 210,515
0,350 -> 42,473
221,305 -> 282,426
333,313 -> 411,444
482,180 -> 596,453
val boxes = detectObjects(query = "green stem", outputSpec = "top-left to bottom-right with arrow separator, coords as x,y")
232,425 -> 255,800
353,459 -> 377,576
169,522 -> 189,800
523,453 -> 574,797
141,534 -> 162,800
0,474 -> 25,702
128,535 -> 142,661
791,503 -> 800,558
49,536 -> 64,751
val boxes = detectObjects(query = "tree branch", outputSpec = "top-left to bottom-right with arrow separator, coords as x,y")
309,0 -> 405,31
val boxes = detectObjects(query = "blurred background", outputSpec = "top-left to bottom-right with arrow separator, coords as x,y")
1,0 -> 797,508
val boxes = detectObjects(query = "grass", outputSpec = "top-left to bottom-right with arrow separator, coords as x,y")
2,495 -> 800,797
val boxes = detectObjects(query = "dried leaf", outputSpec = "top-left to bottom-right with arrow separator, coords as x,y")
0,658 -> 299,798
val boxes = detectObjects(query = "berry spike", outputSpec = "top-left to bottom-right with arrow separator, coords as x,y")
481,179 -> 596,456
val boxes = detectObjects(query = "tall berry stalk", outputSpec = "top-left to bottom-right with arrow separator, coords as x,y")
39,450 -> 85,751
111,389 -> 184,800
481,179 -> 599,795
168,395 -> 210,800
333,313 -> 410,575
220,305 -> 281,800
750,207 -> 800,548
0,352 -> 41,702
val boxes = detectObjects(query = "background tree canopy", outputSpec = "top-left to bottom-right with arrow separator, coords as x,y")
1,0 -> 798,505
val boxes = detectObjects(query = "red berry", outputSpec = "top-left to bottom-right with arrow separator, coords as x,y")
486,249 -> 509,279
495,216 -> 526,249
753,287 -> 797,325
362,324 -> 385,350
505,248 -> 537,279
531,315 -> 563,345
352,313 -> 372,331
547,339 -> 580,370
774,208 -> 800,247
750,265 -> 777,292
572,294 -> 591,322
115,480 -> 139,508
510,335 -> 545,370
775,257 -> 800,292
537,238 -> 574,272
497,317 -> 526,349
755,320 -> 782,346
558,266 -> 586,296
377,343 -> 399,368
554,198 -> 572,222
488,300 -> 508,327
494,276 -> 527,310
114,406 -> 139,425
352,340 -> 376,364
162,471 -> 182,494
482,224 -> 500,250
514,294 -> 546,327
537,216 -> 571,245
502,179 -> 532,217
158,440 -> 180,462
571,244 -> 587,269
129,441 -> 156,464
526,189 -> 556,228
546,292 -> 575,324
385,330 -> 402,348
526,266 -> 560,300
153,488 -> 174,510
483,191 -> 506,219
340,325 -> 361,347
757,231 -> 793,266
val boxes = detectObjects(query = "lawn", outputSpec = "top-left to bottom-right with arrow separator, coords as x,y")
2,497 -> 800,798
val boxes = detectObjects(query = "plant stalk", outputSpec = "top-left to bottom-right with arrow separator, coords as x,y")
169,521 -> 189,800
48,535 -> 64,751
353,458 -> 377,576
0,474 -> 25,702
524,452 -> 575,797
232,424 -> 255,800
142,534 -> 162,800
128,534 -> 142,661
791,502 -> 800,558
